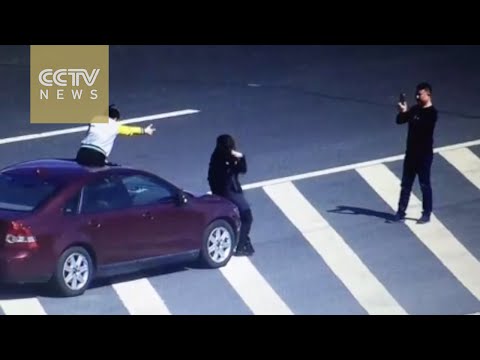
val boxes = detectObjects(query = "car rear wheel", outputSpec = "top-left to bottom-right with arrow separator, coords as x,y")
199,220 -> 235,268
50,246 -> 94,297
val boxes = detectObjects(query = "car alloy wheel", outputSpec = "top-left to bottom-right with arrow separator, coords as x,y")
62,252 -> 90,291
207,226 -> 233,264
200,219 -> 235,268
50,246 -> 94,297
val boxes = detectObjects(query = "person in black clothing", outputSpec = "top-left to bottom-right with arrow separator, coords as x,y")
394,82 -> 438,224
208,134 -> 254,256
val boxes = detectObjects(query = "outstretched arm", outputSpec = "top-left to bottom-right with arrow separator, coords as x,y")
118,125 -> 144,136
118,124 -> 156,136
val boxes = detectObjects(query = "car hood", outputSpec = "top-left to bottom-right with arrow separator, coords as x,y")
190,191 -> 232,204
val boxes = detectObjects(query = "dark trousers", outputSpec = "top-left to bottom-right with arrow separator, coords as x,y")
75,147 -> 106,167
398,152 -> 433,215
226,191 -> 253,247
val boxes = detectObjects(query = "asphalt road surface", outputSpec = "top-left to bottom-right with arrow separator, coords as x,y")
0,45 -> 480,315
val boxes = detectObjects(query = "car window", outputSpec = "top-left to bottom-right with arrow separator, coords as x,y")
80,176 -> 132,214
63,192 -> 80,215
121,174 -> 175,207
0,173 -> 59,212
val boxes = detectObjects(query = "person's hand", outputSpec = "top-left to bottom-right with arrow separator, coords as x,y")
144,124 -> 156,135
231,150 -> 243,158
398,102 -> 407,113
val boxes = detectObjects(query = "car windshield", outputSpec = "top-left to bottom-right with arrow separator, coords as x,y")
0,173 -> 60,212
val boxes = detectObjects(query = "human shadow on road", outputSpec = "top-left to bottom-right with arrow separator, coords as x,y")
327,205 -> 416,223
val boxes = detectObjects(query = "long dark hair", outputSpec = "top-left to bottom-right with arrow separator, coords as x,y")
215,134 -> 236,154
208,134 -> 239,195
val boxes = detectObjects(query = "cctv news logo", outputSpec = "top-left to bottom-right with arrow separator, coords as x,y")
38,68 -> 100,100
30,45 -> 108,124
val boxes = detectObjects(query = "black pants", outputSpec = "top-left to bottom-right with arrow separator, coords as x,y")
75,147 -> 106,167
398,153 -> 433,215
226,191 -> 253,247
239,209 -> 253,245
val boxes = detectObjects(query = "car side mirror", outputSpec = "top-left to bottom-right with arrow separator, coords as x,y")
175,190 -> 188,206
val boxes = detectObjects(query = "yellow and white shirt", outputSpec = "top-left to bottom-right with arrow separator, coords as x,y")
80,117 -> 144,157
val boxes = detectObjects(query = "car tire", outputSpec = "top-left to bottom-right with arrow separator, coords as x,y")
199,219 -> 235,268
49,246 -> 94,297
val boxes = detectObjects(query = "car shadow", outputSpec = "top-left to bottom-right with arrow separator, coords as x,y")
327,205 -> 417,223
94,262 -> 191,288
0,283 -> 44,300
0,261 -> 197,300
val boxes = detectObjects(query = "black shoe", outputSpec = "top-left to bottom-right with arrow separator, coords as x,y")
234,246 -> 251,257
417,213 -> 431,224
244,241 -> 255,255
393,211 -> 406,222
234,241 -> 254,257
234,248 -> 249,256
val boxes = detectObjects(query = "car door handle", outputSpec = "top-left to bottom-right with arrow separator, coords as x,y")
142,212 -> 154,220
88,220 -> 101,228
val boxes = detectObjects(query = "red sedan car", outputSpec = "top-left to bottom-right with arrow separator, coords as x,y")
0,159 -> 241,297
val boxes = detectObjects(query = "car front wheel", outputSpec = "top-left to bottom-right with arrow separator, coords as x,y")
199,220 -> 235,268
50,246 -> 94,297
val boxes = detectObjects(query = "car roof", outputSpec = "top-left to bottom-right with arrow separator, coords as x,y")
0,159 -> 181,192
0,158 -> 134,180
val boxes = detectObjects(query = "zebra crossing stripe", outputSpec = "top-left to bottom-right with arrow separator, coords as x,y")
0,298 -> 46,315
357,164 -> 480,302
440,148 -> 480,190
263,181 -> 407,315
220,256 -> 294,315
112,278 -> 171,315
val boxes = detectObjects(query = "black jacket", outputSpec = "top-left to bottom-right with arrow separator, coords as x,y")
396,104 -> 438,155
208,148 -> 247,197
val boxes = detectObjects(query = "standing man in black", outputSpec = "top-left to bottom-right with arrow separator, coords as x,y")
394,82 -> 438,224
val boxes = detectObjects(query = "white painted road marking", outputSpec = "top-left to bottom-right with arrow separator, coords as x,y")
242,139 -> 480,190
112,278 -> 171,315
0,108 -> 477,192
263,181 -> 407,315
357,164 -> 480,302
220,256 -> 293,315
0,109 -> 200,145
0,117 -> 478,315
441,148 -> 480,190
0,298 -> 46,315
